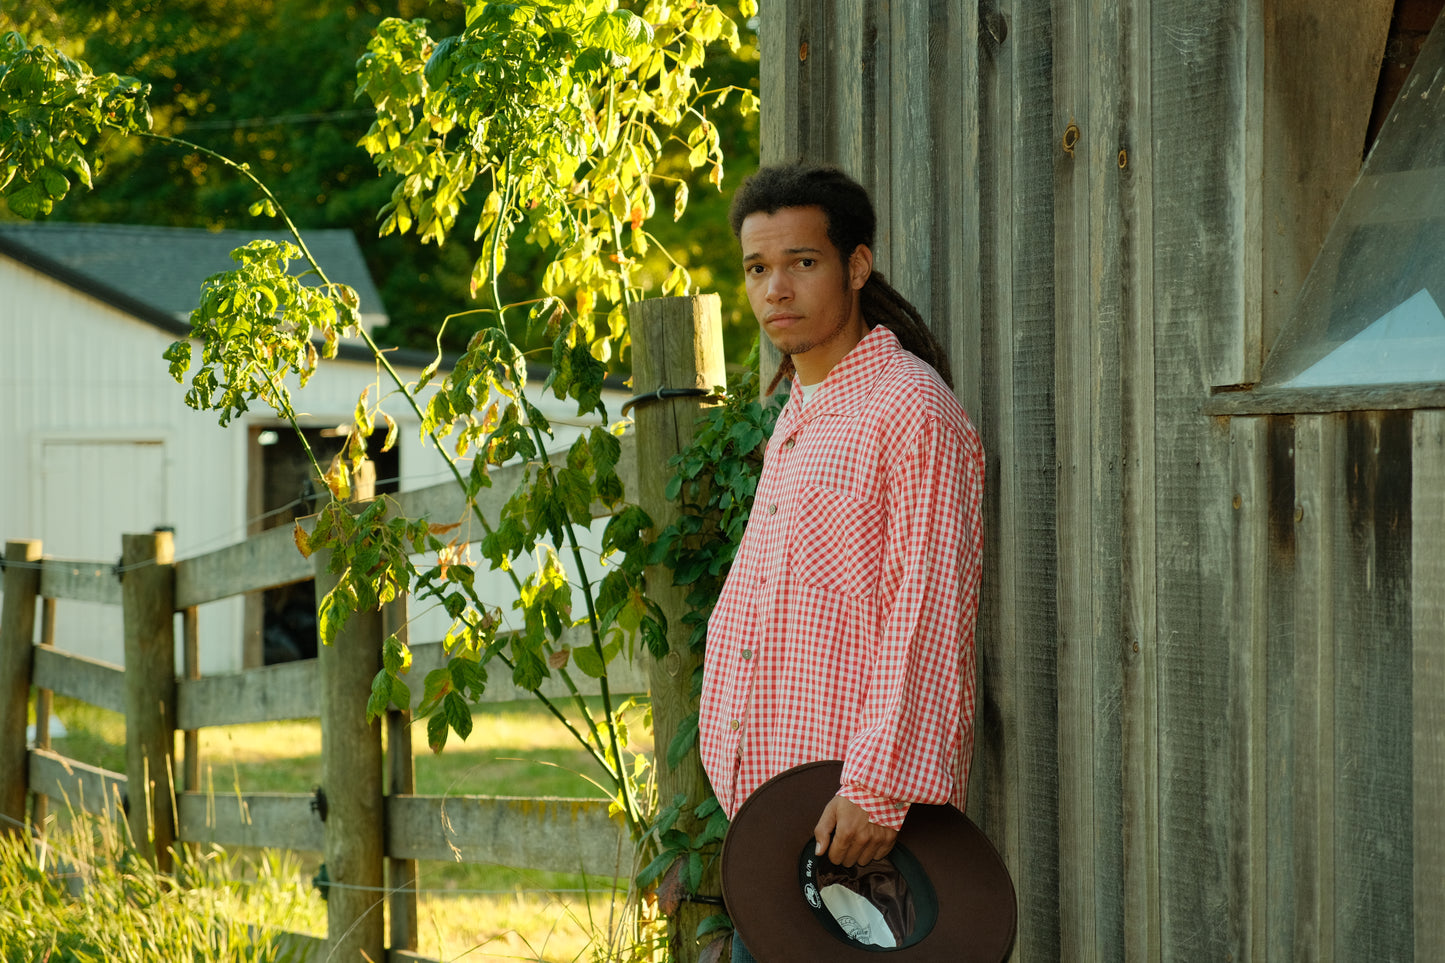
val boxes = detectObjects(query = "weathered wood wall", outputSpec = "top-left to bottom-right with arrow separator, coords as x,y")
759,1 -> 1436,959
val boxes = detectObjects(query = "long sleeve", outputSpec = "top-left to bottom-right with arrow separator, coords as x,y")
838,413 -> 983,829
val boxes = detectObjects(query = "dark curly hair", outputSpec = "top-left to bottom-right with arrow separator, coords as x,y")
729,163 -> 953,392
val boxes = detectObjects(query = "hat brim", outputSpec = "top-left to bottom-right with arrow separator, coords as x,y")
720,760 -> 1016,962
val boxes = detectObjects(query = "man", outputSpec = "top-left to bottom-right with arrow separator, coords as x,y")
699,163 -> 984,960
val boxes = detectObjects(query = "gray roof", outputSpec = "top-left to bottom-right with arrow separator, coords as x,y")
0,221 -> 387,328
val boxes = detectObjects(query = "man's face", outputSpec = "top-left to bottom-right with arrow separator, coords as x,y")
739,206 -> 870,371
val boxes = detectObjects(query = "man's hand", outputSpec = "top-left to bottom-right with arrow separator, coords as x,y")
814,794 -> 898,867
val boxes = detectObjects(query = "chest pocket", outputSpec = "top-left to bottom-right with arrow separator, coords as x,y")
789,485 -> 886,597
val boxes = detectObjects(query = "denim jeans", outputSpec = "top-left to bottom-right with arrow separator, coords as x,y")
731,932 -> 759,963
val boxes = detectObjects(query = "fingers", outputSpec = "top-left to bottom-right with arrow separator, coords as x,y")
814,797 -> 839,856
831,822 -> 892,867
818,795 -> 898,867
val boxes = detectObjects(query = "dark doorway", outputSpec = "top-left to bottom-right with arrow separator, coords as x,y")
246,424 -> 400,665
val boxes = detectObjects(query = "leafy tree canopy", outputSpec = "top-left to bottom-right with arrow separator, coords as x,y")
0,0 -> 758,361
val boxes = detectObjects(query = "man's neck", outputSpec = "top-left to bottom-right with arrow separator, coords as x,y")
791,314 -> 869,385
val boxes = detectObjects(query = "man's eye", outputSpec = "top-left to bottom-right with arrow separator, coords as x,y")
798,258 -> 815,268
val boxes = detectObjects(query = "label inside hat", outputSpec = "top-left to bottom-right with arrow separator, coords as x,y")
819,883 -> 898,947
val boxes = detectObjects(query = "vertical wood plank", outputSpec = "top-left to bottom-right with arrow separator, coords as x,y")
825,4 -> 867,178
315,463 -> 385,963
244,427 -> 266,669
1149,2 -> 1251,958
384,595 -> 418,956
1054,0 -> 1100,954
932,0 -> 983,422
759,0 -> 805,167
884,0 -> 932,309
1264,414 -> 1299,963
756,0 -> 804,392
30,596 -> 56,834
971,0 -> 1024,951
1150,0 -> 1251,389
1291,413 -> 1341,963
182,606 -> 200,793
1227,416 -> 1269,963
121,530 -> 177,871
1332,412 -> 1412,959
0,539 -> 42,836
1412,409 -> 1445,962
1120,0 -> 1162,957
998,0 -> 1064,956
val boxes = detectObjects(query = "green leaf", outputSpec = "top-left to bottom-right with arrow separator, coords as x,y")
635,852 -> 674,891
695,913 -> 732,939
383,633 -> 412,674
367,669 -> 393,720
426,711 -> 450,753
666,711 -> 699,769
443,691 -> 472,741
686,851 -> 704,892
7,182 -> 47,219
316,587 -> 353,647
390,676 -> 412,712
572,644 -> 606,679
673,180 -> 688,221
419,667 -> 451,713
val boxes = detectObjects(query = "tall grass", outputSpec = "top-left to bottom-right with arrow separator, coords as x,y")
35,695 -> 660,962
1,809 -> 321,962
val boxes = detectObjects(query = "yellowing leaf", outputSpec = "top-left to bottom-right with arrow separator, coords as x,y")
293,521 -> 313,558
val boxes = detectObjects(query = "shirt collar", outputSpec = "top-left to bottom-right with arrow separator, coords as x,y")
779,325 -> 900,429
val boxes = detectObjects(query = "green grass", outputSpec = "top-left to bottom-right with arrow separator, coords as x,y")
1,810 -> 321,962
34,694 -> 660,962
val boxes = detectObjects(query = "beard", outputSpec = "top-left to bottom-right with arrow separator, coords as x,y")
766,281 -> 857,360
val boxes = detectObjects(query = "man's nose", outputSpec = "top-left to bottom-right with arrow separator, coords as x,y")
766,273 -> 792,303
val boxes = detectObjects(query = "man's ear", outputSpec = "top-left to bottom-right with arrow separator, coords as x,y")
848,244 -> 874,291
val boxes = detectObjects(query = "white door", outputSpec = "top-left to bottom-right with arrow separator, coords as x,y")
39,439 -> 167,665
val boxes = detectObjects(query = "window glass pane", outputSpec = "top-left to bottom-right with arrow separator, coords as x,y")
1263,13 -> 1445,388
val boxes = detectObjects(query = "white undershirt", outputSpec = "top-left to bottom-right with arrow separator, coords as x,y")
796,380 -> 822,405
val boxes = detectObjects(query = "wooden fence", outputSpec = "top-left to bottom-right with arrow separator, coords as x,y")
0,295 -> 727,963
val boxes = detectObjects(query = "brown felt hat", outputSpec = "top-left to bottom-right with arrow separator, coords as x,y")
720,760 -> 1016,962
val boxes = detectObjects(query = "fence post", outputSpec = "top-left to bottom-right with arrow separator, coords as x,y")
121,530 -> 177,871
1,539 -> 43,838
314,462 -> 386,962
630,295 -> 727,962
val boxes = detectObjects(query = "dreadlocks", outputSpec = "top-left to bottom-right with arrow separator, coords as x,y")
728,163 -> 954,394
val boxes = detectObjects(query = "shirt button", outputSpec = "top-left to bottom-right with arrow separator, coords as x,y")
767,504 -> 778,515
783,438 -> 796,449
729,719 -> 741,731
741,648 -> 753,660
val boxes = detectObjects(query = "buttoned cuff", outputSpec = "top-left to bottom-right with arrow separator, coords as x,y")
839,784 -> 911,831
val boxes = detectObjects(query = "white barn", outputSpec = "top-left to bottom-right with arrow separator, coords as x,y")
0,223 -> 621,675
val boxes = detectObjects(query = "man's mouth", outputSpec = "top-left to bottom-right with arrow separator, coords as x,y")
765,313 -> 802,327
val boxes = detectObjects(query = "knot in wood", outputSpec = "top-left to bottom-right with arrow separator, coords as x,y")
1062,123 -> 1081,157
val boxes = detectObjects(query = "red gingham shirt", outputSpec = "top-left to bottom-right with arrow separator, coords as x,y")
700,325 -> 984,830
